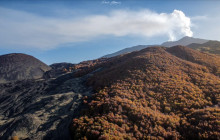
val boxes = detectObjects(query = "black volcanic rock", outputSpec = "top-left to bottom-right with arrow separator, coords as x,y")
0,53 -> 51,83
0,72 -> 94,140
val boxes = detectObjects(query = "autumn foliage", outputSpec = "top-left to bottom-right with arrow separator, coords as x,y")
70,46 -> 220,140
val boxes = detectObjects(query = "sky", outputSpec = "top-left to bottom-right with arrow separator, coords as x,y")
0,0 -> 220,64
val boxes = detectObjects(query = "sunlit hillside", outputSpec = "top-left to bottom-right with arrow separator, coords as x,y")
70,46 -> 220,140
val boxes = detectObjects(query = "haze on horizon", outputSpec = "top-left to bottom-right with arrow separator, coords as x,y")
0,0 -> 220,64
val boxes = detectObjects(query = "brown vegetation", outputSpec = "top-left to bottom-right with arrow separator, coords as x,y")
70,46 -> 220,140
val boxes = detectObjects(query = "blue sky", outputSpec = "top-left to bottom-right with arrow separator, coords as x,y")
0,0 -> 220,64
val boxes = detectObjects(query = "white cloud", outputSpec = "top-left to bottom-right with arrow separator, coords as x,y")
0,7 -> 193,50
191,15 -> 207,21
111,1 -> 121,5
102,1 -> 121,5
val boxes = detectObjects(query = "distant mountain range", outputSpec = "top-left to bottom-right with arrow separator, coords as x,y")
161,36 -> 208,47
103,36 -> 212,58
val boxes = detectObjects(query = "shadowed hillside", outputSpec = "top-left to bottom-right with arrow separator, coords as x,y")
70,46 -> 220,140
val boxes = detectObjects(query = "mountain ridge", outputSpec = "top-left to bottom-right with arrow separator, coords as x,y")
102,45 -> 156,58
101,36 -> 210,58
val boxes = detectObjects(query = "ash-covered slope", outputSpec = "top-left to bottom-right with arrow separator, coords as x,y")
70,46 -> 220,140
0,53 -> 51,83
0,72 -> 94,140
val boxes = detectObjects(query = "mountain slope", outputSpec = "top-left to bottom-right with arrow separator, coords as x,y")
162,36 -> 208,47
188,40 -> 220,55
0,53 -> 51,83
70,46 -> 220,139
102,45 -> 152,58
